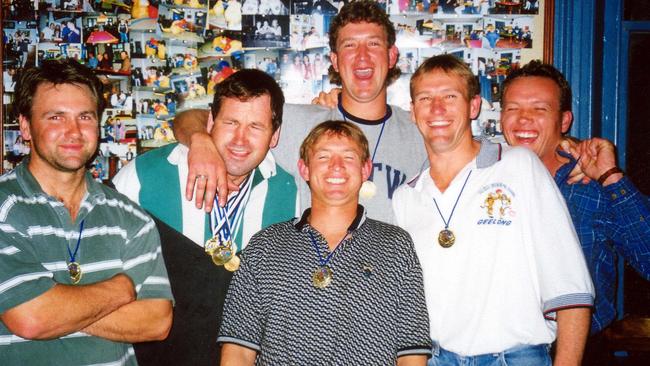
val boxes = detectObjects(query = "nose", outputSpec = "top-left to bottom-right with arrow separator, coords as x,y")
357,44 -> 369,60
66,118 -> 83,137
329,155 -> 344,171
430,97 -> 446,114
232,125 -> 247,144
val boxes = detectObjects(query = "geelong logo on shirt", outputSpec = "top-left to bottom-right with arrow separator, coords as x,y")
476,183 -> 516,226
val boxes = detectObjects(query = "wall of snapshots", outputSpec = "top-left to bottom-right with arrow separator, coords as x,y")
1,0 -> 541,180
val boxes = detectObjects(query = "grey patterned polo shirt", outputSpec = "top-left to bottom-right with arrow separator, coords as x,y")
218,206 -> 431,365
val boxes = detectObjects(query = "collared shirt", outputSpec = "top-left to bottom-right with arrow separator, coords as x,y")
218,206 -> 432,365
0,161 -> 173,365
393,140 -> 594,356
555,152 -> 650,333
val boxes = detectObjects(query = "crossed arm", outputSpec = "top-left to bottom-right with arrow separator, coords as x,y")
0,273 -> 172,342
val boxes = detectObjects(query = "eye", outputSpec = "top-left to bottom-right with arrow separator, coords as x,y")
444,94 -> 457,100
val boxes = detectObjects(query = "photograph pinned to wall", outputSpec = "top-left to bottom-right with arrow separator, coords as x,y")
159,2 -> 208,40
135,114 -> 176,151
4,20 -> 38,67
489,0 -> 538,15
242,14 -> 289,48
208,0 -> 242,31
290,14 -> 330,50
89,154 -> 110,182
134,87 -> 177,117
4,0 -> 36,20
277,47 -> 331,104
129,0 -> 160,20
298,0 -> 348,15
100,110 -> 137,144
131,56 -> 173,89
170,72 -> 210,108
103,74 -> 134,114
98,140 -> 138,172
241,0 -> 289,15
165,38 -> 199,74
83,12 -> 131,46
200,28 -> 243,58
3,129 -> 30,169
200,57 -> 240,93
482,15 -> 534,49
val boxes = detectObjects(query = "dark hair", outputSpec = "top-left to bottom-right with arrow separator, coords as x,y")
14,58 -> 105,120
300,120 -> 370,163
327,0 -> 400,86
502,60 -> 572,112
211,69 -> 285,132
410,54 -> 480,100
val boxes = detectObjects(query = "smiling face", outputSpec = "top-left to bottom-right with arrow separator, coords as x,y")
330,22 -> 398,107
19,82 -> 99,175
299,132 -> 372,209
211,95 -> 279,185
410,69 -> 481,156
501,76 -> 572,169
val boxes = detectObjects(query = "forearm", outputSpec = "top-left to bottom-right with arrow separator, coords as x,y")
0,274 -> 134,340
397,354 -> 428,366
172,109 -> 210,146
554,307 -> 591,366
82,298 -> 172,342
220,343 -> 257,366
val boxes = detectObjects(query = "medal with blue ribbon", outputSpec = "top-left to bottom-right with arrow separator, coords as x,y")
432,170 -> 472,248
205,174 -> 254,271
67,220 -> 85,284
308,231 -> 349,288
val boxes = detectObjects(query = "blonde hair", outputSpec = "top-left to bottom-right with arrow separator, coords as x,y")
300,120 -> 370,163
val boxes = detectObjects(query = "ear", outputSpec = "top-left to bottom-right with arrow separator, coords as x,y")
361,159 -> 372,181
388,45 -> 399,69
410,103 -> 416,123
206,112 -> 214,133
298,158 -> 310,182
560,111 -> 573,134
469,95 -> 482,120
18,115 -> 32,141
269,126 -> 280,149
329,51 -> 338,72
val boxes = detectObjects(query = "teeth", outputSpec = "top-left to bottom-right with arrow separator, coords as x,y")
326,178 -> 346,184
427,121 -> 450,127
354,68 -> 372,77
515,131 -> 538,138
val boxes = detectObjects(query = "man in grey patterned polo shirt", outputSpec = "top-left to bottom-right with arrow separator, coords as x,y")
217,121 -> 431,365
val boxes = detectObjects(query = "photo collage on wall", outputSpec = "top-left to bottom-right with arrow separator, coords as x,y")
2,0 -> 540,178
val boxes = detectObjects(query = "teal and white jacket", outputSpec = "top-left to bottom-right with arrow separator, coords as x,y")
113,143 -> 299,251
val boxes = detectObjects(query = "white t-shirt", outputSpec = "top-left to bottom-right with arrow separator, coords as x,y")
393,141 -> 594,356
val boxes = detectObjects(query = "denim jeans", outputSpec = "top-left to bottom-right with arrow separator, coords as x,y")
428,341 -> 552,366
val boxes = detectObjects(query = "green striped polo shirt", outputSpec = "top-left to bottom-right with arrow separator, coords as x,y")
0,161 -> 173,366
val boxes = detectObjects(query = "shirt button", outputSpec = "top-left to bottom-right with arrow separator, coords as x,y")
620,189 -> 626,195
611,193 -> 617,199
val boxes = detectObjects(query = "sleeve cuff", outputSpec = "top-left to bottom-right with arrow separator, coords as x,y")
397,345 -> 433,358
543,292 -> 593,320
603,177 -> 640,204
216,336 -> 261,352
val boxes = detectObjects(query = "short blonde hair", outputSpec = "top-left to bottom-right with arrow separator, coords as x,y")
300,120 -> 370,164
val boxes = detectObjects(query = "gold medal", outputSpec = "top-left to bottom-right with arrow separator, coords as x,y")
224,254 -> 240,272
204,237 -> 220,254
438,229 -> 455,248
211,241 -> 235,266
68,262 -> 82,284
312,266 -> 333,288
359,181 -> 377,199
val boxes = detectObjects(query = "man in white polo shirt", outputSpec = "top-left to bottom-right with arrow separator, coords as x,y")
392,54 -> 594,365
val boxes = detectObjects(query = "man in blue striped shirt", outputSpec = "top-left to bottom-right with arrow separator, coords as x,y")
500,60 -> 650,365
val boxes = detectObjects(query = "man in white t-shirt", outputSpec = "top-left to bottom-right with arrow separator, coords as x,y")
392,54 -> 594,366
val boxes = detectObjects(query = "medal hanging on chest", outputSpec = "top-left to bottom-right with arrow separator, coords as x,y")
205,175 -> 253,271
432,171 -> 472,248
341,106 -> 387,200
308,231 -> 348,289
67,220 -> 85,284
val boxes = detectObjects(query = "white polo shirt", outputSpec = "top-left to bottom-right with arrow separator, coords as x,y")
392,140 -> 594,356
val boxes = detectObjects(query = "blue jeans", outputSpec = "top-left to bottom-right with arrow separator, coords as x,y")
428,341 -> 552,366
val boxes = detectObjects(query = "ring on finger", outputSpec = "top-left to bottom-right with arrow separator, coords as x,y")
196,174 -> 208,180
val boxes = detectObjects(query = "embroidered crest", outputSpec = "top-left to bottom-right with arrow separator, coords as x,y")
477,187 -> 515,226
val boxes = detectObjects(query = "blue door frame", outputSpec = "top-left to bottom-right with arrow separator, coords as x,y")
554,0 -> 650,319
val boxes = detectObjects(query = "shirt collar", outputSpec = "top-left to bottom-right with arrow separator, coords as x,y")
554,149 -> 579,184
15,158 -> 103,200
337,94 -> 392,125
407,138 -> 502,189
294,204 -> 367,233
